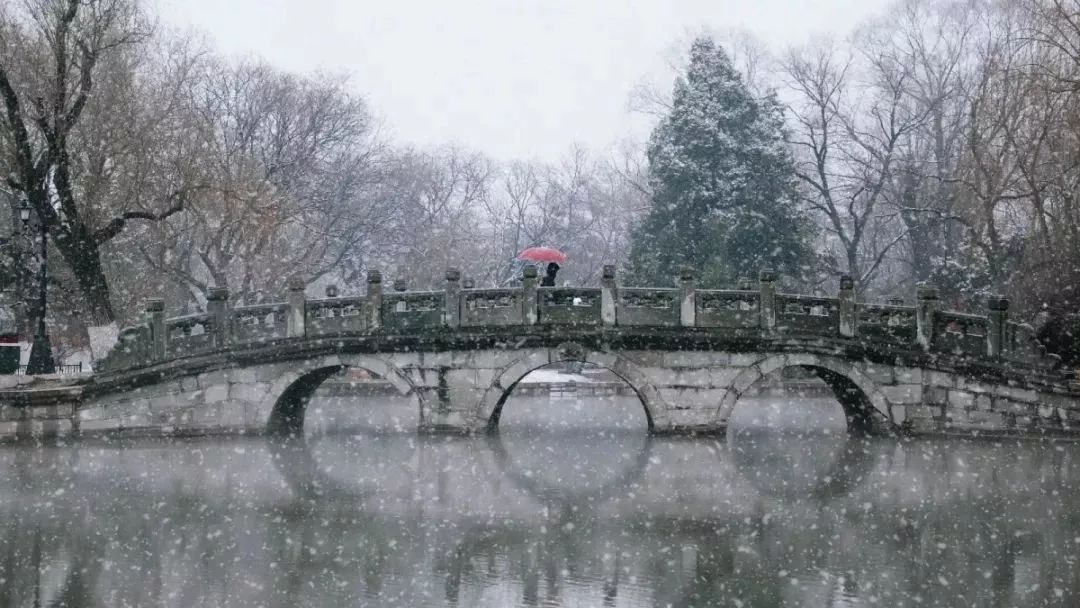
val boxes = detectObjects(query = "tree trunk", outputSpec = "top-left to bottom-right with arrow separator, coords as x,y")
52,227 -> 115,325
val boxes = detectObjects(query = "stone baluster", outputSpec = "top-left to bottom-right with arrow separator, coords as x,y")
737,277 -> 753,291
145,299 -> 166,360
462,278 -> 475,290
393,278 -> 407,292
987,295 -> 1009,359
286,276 -> 306,338
367,271 -> 383,331
206,287 -> 230,348
601,265 -> 617,326
759,268 -> 777,333
445,268 -> 462,328
522,265 -> 539,325
888,297 -> 905,306
916,284 -> 938,350
679,267 -> 696,327
838,274 -> 856,338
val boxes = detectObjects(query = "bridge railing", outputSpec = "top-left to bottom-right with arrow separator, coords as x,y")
856,303 -> 917,343
617,288 -> 680,327
934,311 -> 989,357
775,294 -> 840,334
461,288 -> 523,327
538,287 -> 603,326
306,296 -> 369,335
232,303 -> 289,343
98,265 -> 1057,373
695,290 -> 760,328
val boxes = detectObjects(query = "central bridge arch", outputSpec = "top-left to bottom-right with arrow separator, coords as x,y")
475,347 -> 667,432
716,354 -> 894,434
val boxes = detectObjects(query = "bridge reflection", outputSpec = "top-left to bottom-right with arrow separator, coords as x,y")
1,434 -> 1079,607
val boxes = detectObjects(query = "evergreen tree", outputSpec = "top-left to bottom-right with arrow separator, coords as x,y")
628,38 -> 811,287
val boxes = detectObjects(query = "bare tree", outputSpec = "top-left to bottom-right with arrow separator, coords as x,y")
0,0 -> 193,329
781,38 -> 926,289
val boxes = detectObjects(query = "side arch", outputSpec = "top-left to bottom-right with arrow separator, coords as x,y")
715,353 -> 894,434
261,354 -> 421,436
474,348 -> 669,432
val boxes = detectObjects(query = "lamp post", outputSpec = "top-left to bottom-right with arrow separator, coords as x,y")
19,199 -> 54,375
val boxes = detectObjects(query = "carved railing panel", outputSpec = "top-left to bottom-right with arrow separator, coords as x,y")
776,295 -> 840,334
696,290 -> 760,328
165,314 -> 214,357
856,304 -> 917,343
382,291 -> 445,331
538,287 -> 602,326
306,297 -> 368,334
461,289 -> 523,327
232,303 -> 288,342
933,311 -> 988,357
617,288 -> 680,326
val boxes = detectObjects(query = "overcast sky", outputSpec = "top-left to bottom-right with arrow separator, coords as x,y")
159,0 -> 892,162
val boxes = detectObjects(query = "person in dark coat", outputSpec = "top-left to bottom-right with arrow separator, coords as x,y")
541,262 -> 560,286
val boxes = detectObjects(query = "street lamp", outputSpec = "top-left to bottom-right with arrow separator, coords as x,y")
19,198 -> 54,375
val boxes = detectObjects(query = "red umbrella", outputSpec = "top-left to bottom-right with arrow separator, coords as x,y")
517,246 -> 567,264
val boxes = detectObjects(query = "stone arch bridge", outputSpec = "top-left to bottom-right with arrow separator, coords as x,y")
16,267 -> 1080,440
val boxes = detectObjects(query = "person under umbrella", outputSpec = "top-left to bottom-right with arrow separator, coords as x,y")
541,262 -> 560,286
517,247 -> 568,286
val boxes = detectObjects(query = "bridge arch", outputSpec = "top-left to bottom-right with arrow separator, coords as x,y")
262,354 -> 421,436
716,354 -> 894,434
475,347 -> 668,432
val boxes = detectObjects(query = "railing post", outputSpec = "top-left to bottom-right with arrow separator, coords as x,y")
838,274 -> 856,338
286,276 -> 306,338
758,268 -> 777,333
916,284 -> 938,350
679,266 -> 696,327
987,295 -> 1009,359
445,268 -> 461,328
145,299 -> 166,360
601,264 -> 617,326
367,271 -> 383,331
206,287 -> 230,347
522,265 -> 538,325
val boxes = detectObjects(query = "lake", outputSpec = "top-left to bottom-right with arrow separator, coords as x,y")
1,390 -> 1078,607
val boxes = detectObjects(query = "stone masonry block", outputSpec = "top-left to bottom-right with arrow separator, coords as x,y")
927,371 -> 956,389
948,390 -> 975,409
925,386 -> 948,406
998,386 -> 1038,404
881,384 -> 923,405
226,368 -> 258,384
895,368 -> 922,385
861,364 -> 895,386
663,352 -> 730,368
729,354 -> 764,368
975,394 -> 993,411
197,370 -> 229,389
709,368 -> 743,389
230,382 -> 270,404
179,376 -> 199,392
205,384 -> 229,404
669,368 -> 712,388
148,396 -> 180,413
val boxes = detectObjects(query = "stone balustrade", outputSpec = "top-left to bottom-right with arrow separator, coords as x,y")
97,265 -> 1052,373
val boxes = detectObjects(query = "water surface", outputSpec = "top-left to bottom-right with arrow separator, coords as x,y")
1,393 -> 1079,607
